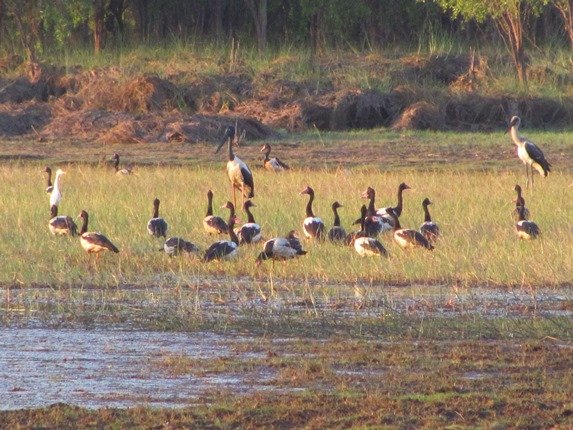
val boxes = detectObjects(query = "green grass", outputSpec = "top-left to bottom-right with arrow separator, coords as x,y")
0,154 -> 571,289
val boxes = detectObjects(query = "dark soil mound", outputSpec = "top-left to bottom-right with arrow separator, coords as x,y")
392,101 -> 444,131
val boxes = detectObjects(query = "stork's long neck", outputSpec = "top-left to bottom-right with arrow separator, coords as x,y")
50,205 -> 58,218
423,203 -> 432,223
333,206 -> 341,227
245,206 -> 256,224
394,188 -> 405,216
515,189 -> 525,207
80,214 -> 89,235
510,126 -> 523,147
264,147 -> 271,162
305,193 -> 315,218
53,173 -> 62,192
114,157 -> 120,171
152,203 -> 159,218
46,170 -> 52,187
227,139 -> 235,162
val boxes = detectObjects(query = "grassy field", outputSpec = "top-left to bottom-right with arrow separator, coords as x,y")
1,129 -> 572,428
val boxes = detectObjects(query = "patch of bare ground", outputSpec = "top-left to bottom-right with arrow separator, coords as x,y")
0,54 -> 572,143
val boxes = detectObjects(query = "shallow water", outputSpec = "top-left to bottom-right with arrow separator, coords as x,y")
0,328 -> 271,410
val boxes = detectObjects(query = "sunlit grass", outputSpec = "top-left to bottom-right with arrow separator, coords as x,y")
0,162 -> 571,288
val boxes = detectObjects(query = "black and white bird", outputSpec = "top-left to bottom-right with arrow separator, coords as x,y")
512,184 -> 530,221
515,205 -> 541,240
353,205 -> 388,257
236,200 -> 262,244
162,237 -> 199,256
508,115 -> 551,188
49,169 -> 65,208
203,214 -> 240,262
48,205 -> 78,236
300,186 -> 325,240
147,198 -> 168,238
255,237 -> 307,265
215,126 -> 254,209
386,207 -> 433,251
203,190 -> 228,235
44,166 -> 53,194
376,182 -> 411,226
419,198 -> 440,245
361,187 -> 392,236
112,153 -> 132,175
327,201 -> 347,243
286,230 -> 304,253
261,143 -> 289,171
78,210 -> 119,255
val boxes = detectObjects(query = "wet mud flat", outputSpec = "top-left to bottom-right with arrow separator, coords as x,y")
1,282 -> 572,411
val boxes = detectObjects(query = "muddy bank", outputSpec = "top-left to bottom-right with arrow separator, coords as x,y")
0,55 -> 572,143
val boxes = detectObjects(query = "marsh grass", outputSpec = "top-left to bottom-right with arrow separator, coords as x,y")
0,160 -> 571,289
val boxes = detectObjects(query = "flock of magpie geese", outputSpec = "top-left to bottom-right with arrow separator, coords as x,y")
44,115 -> 550,265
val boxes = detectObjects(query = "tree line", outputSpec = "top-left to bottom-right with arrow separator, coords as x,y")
0,0 -> 571,84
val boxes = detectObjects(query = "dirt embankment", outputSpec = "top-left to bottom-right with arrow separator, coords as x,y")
0,54 -> 571,144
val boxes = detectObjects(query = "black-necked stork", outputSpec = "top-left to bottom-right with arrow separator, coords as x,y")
44,166 -> 53,194
215,126 -> 254,209
49,205 -> 78,236
203,190 -> 228,235
386,207 -> 433,251
419,198 -> 440,245
163,237 -> 200,256
361,187 -> 392,236
203,214 -> 240,262
147,198 -> 168,238
49,169 -> 65,208
376,182 -> 411,226
327,201 -> 347,243
261,143 -> 289,171
512,184 -> 530,221
515,205 -> 541,240
255,236 -> 307,265
300,186 -> 325,240
112,153 -> 132,175
78,210 -> 119,254
236,200 -> 262,244
508,116 -> 551,189
353,204 -> 388,257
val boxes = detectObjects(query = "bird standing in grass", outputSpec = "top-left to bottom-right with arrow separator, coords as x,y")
261,143 -> 289,171
508,116 -> 551,189
515,205 -> 541,240
215,126 -> 254,209
112,153 -> 132,175
203,215 -> 240,262
353,205 -> 388,257
255,236 -> 307,265
419,198 -> 440,245
361,187 -> 392,236
300,186 -> 325,240
49,169 -> 65,208
512,184 -> 530,221
386,207 -> 433,251
203,190 -> 228,235
147,198 -> 168,238
48,205 -> 77,236
78,210 -> 119,255
236,200 -> 262,244
162,237 -> 199,256
376,182 -> 411,227
327,201 -> 347,243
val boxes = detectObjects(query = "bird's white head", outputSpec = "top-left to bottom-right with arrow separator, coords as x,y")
55,169 -> 66,176
508,116 -> 521,130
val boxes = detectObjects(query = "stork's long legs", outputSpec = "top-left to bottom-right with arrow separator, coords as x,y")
231,184 -> 237,209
